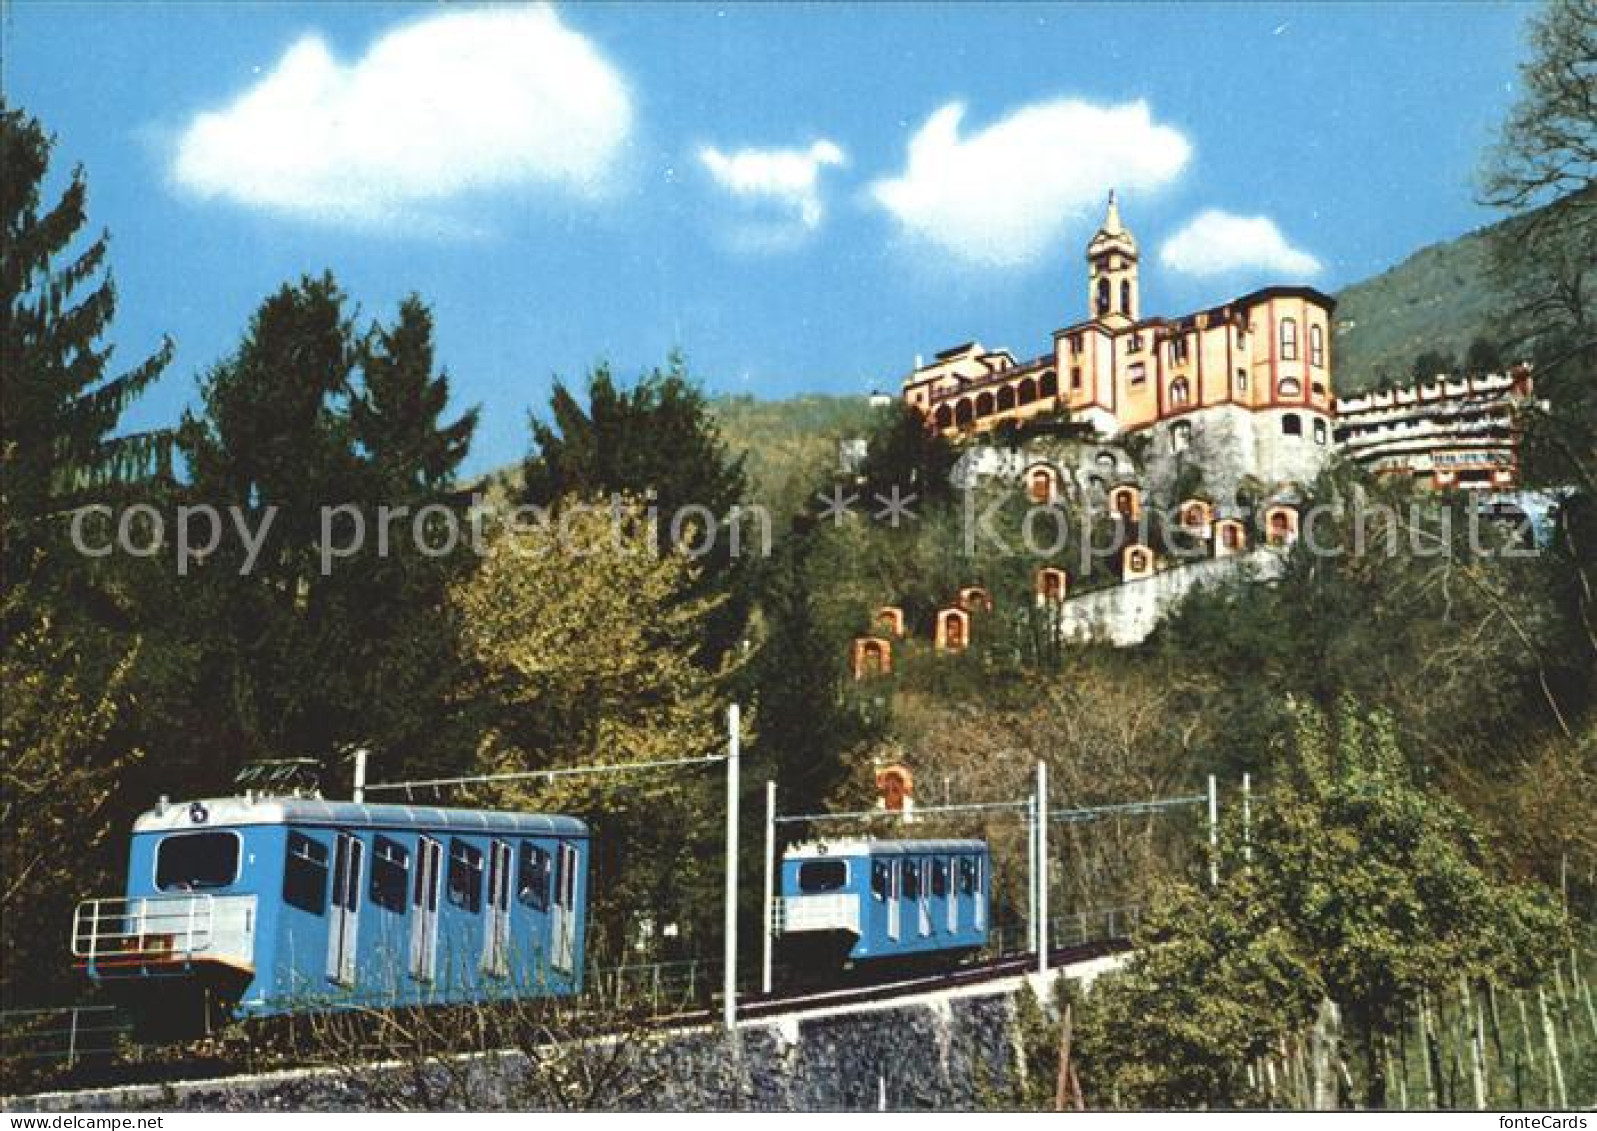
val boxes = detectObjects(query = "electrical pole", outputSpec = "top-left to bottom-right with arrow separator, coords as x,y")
1241,772 -> 1252,865
1036,760 -> 1049,976
1207,773 -> 1219,888
723,703 -> 741,1031
761,779 -> 776,995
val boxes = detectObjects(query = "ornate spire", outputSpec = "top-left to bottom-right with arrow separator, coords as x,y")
1102,189 -> 1122,236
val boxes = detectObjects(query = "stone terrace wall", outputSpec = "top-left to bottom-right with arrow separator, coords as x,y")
12,976 -> 1077,1113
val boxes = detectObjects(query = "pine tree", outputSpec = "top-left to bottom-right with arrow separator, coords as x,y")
520,355 -> 752,663
0,100 -> 172,582
173,274 -> 365,772
345,294 -> 479,778
353,295 -> 477,497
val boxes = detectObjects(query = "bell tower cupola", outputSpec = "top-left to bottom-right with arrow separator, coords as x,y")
1086,190 -> 1139,329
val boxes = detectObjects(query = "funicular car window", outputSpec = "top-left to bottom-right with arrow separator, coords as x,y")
156,832 -> 239,891
902,858 -> 921,899
370,835 -> 410,914
870,860 -> 890,901
932,858 -> 949,897
518,842 -> 551,911
958,856 -> 976,895
798,860 -> 847,893
447,838 -> 484,913
283,832 -> 330,913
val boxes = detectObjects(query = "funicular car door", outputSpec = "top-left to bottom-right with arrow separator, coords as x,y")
886,858 -> 901,941
917,856 -> 932,937
550,841 -> 580,975
410,836 -> 443,982
945,856 -> 958,933
975,854 -> 987,931
327,832 -> 364,987
483,840 -> 512,978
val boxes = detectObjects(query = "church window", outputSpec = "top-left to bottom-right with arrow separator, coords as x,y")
1282,413 -> 1303,437
1170,377 -> 1190,407
1280,317 -> 1299,361
1120,280 -> 1132,314
1279,376 -> 1302,397
1310,324 -> 1325,367
1071,367 -> 1082,391
1236,368 -> 1249,393
1069,333 -> 1083,355
1129,362 -> 1146,385
1170,336 -> 1190,364
1236,326 -> 1247,349
1096,278 -> 1111,315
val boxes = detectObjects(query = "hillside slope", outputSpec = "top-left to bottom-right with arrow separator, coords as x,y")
1331,216 -> 1511,392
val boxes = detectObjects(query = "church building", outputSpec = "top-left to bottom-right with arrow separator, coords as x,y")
899,193 -> 1338,491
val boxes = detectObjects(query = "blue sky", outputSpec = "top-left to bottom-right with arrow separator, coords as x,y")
7,1 -> 1536,475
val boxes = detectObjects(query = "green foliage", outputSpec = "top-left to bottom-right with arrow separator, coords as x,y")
1331,219 -> 1510,394
0,591 -> 141,1008
520,356 -> 751,663
856,400 -> 958,506
1076,700 -> 1567,1109
709,393 -> 877,518
451,501 -> 736,957
170,275 -> 478,782
0,99 -> 173,585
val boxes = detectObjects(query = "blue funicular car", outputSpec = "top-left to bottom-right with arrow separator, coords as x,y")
73,761 -> 590,1034
775,837 -> 990,981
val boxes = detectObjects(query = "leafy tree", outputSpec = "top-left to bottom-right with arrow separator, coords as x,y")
1480,0 -> 1597,214
1410,347 -> 1456,382
451,499 -> 738,956
855,400 -> 958,507
0,100 -> 172,587
1464,335 -> 1505,375
1478,0 -> 1597,705
1076,700 -> 1566,1109
0,589 -> 141,1008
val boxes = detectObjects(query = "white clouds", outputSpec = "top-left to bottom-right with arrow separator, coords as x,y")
1160,210 -> 1322,277
171,6 -> 632,227
868,99 -> 1191,268
698,140 -> 847,230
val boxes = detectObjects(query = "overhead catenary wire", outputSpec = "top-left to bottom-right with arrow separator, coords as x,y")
362,753 -> 728,797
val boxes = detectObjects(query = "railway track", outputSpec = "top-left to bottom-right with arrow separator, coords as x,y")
5,939 -> 1130,1103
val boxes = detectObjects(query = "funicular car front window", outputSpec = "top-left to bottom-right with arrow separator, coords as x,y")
156,832 -> 239,890
798,860 -> 847,892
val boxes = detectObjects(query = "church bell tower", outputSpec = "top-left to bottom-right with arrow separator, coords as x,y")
1086,190 -> 1139,329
